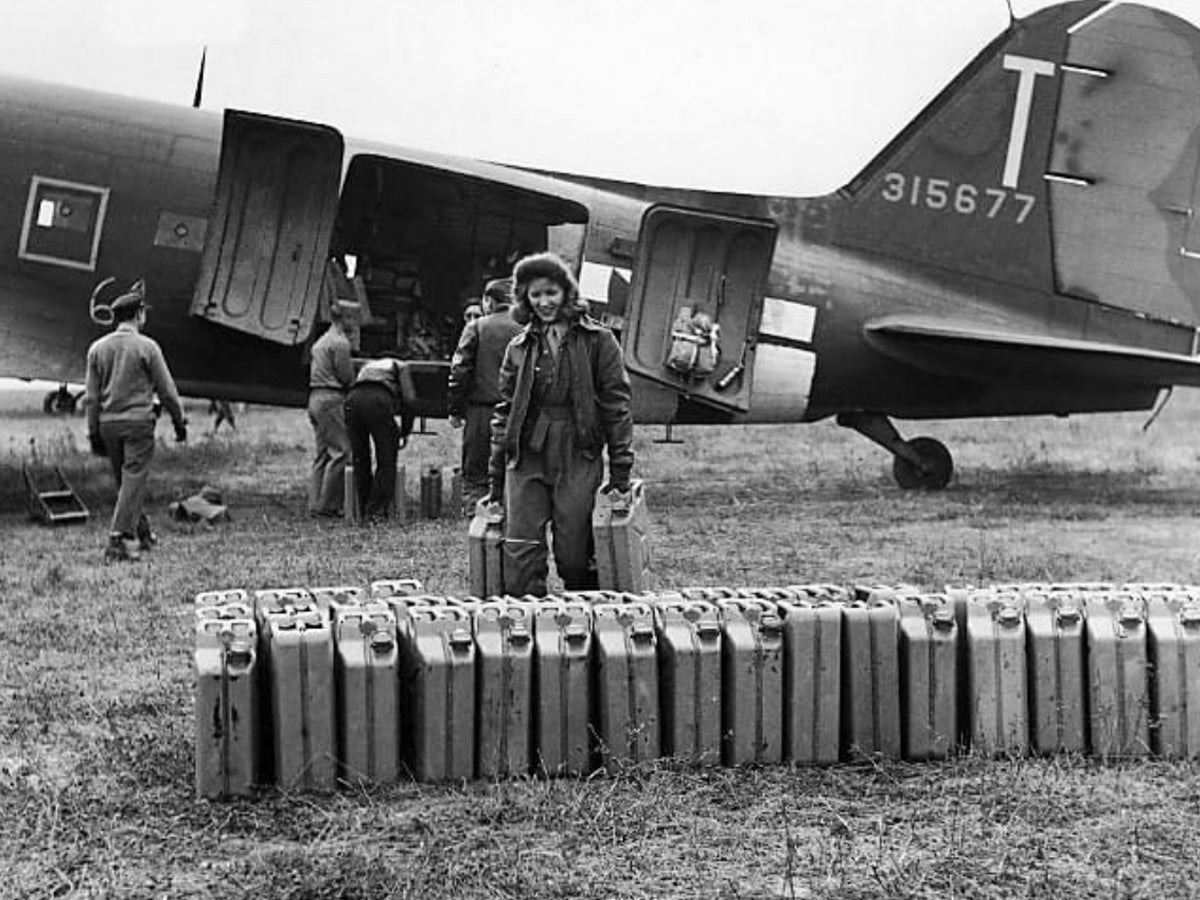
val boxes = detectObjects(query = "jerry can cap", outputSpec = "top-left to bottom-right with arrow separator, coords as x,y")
931,608 -> 956,630
996,606 -> 1022,626
1119,606 -> 1144,627
370,630 -> 395,652
1055,604 -> 1082,625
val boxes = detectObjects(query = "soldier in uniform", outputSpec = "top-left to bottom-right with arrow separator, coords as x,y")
307,302 -> 354,517
85,279 -> 187,562
448,278 -> 522,515
344,357 -> 415,521
488,253 -> 634,595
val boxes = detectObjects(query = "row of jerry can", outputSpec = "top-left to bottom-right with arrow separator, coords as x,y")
342,464 -> 464,524
468,478 -> 651,597
194,579 -> 1200,801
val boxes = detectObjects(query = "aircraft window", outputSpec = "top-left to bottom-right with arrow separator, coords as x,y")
19,176 -> 110,271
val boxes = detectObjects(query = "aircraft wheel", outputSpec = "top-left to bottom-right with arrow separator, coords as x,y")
42,389 -> 77,416
892,436 -> 953,490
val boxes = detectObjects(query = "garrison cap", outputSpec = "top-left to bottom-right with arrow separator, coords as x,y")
110,279 -> 149,314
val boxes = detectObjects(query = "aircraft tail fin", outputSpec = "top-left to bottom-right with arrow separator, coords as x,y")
836,1 -> 1200,328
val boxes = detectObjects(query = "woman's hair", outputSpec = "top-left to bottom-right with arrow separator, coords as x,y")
510,252 -> 588,325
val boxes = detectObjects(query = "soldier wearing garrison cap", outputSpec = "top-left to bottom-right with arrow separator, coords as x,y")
85,278 -> 187,563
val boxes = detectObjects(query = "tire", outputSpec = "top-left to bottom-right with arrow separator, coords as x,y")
42,390 -> 76,415
892,436 -> 953,490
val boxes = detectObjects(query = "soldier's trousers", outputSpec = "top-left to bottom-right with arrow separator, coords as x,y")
502,418 -> 602,596
345,383 -> 400,519
307,389 -> 348,515
460,403 -> 493,510
99,418 -> 155,537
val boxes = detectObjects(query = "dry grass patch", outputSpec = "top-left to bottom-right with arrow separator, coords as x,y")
5,387 -> 1200,897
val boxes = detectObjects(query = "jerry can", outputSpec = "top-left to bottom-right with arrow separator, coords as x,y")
965,593 -> 1029,756
680,586 -> 741,603
655,597 -> 723,764
533,601 -> 593,775
333,602 -> 401,783
195,600 -> 255,623
395,463 -> 410,521
786,584 -> 854,603
381,594 -> 444,633
1086,592 -> 1151,758
468,500 -> 506,600
561,589 -> 629,605
736,587 -> 800,603
448,467 -> 463,519
253,588 -> 318,622
194,617 -> 260,799
776,595 -> 842,764
194,588 -> 250,611
592,480 -> 650,592
840,594 -> 902,759
344,463 -> 360,525
403,606 -> 476,781
265,610 -> 337,791
419,467 -> 442,519
718,598 -> 785,766
1146,591 -> 1200,758
475,601 -> 535,778
310,585 -> 366,616
896,593 -> 959,761
370,578 -> 423,600
1024,590 -> 1088,754
592,602 -> 660,768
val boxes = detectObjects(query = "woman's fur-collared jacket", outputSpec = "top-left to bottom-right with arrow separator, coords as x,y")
488,311 -> 634,488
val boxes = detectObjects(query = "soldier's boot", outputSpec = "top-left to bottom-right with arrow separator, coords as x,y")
104,532 -> 141,564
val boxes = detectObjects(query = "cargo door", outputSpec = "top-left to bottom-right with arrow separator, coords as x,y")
623,206 -> 776,413
191,111 -> 343,345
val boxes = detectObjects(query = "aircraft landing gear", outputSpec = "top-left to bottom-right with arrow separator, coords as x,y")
836,412 -> 954,490
43,384 -> 80,416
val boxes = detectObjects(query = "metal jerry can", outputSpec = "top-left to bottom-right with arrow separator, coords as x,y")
1146,590 -> 1200,758
468,500 -> 506,601
265,610 -> 338,791
592,602 -> 660,768
592,479 -> 650,592
369,578 -> 424,600
533,600 -> 593,776
475,601 -> 535,778
840,594 -> 902,759
403,606 -> 476,781
253,587 -> 317,621
718,598 -> 785,767
1085,592 -> 1151,759
776,595 -> 842,765
965,593 -> 1029,756
194,617 -> 260,799
655,596 -> 723,765
194,588 -> 250,612
419,466 -> 443,519
895,592 -> 958,761
333,602 -> 401,784
310,585 -> 366,617
1024,590 -> 1088,755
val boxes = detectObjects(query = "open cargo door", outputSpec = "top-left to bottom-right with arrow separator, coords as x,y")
623,205 -> 776,413
191,111 -> 343,345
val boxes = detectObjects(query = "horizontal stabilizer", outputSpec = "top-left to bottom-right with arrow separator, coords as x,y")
864,315 -> 1200,388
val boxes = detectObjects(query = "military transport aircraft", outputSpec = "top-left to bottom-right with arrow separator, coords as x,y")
3,0 -> 1199,489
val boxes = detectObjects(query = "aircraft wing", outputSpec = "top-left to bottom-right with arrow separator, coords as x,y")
864,315 -> 1200,388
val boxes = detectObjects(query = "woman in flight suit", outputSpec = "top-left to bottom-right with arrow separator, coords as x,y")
487,252 -> 635,596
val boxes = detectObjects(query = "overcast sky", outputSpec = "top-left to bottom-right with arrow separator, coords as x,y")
2,1 -> 1200,195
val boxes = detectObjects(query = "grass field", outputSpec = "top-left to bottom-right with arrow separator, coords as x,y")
4,386 -> 1200,899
